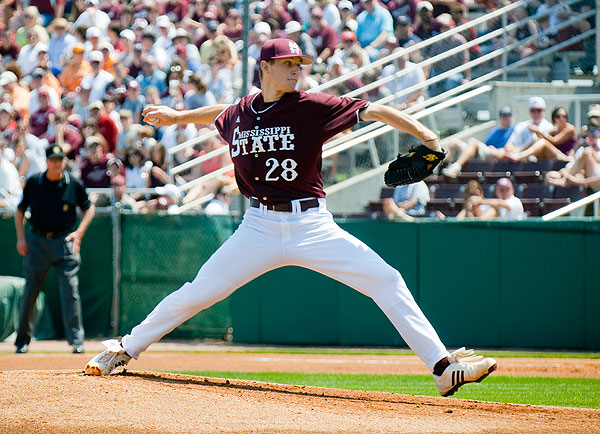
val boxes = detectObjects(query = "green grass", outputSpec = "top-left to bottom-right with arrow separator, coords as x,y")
172,370 -> 600,409
152,345 -> 600,359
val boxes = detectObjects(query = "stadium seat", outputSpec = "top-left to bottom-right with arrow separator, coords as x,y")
483,161 -> 521,182
520,184 -> 554,199
379,187 -> 395,199
521,198 -> 541,217
513,160 -> 554,183
456,160 -> 494,182
553,160 -> 569,171
554,185 -> 586,201
432,184 -> 464,199
541,198 -> 572,215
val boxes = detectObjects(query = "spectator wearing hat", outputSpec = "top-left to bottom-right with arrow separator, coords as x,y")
0,71 -> 29,120
491,178 -> 524,220
83,26 -> 103,56
223,9 -> 243,42
247,22 -> 272,63
117,29 -> 136,68
121,80 -> 145,124
356,0 -> 394,61
29,86 -> 58,138
503,97 -> 553,157
155,15 -> 176,53
17,28 -> 48,76
72,81 -> 93,120
48,18 -> 77,74
73,0 -> 111,35
28,69 -> 60,116
79,136 -> 111,189
170,28 -> 202,72
336,3 -> 354,29
379,47 -> 426,109
115,110 -> 140,157
88,100 -> 118,154
426,13 -> 470,96
14,143 -> 95,354
413,1 -> 442,40
80,50 -> 114,103
16,6 -> 49,47
395,15 -> 421,48
136,54 -> 167,95
334,30 -> 370,68
307,7 -> 338,67
284,21 -> 318,63
442,106 -> 516,178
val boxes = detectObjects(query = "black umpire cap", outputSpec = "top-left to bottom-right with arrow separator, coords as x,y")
46,145 -> 66,159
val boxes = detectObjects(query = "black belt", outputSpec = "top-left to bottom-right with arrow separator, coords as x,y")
250,198 -> 320,212
31,228 -> 70,240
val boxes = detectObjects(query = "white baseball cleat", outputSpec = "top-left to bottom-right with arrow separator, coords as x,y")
434,347 -> 497,397
84,339 -> 132,376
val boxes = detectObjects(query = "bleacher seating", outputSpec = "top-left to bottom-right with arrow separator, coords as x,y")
371,158 -> 587,219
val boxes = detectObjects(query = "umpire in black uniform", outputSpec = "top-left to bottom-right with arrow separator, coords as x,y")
14,145 -> 95,354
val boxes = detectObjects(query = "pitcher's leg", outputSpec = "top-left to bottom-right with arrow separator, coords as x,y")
289,214 -> 448,371
121,217 -> 283,359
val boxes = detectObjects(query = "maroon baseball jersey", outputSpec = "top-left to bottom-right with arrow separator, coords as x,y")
214,90 -> 369,205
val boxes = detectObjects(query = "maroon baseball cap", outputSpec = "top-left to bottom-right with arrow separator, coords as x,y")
259,38 -> 313,65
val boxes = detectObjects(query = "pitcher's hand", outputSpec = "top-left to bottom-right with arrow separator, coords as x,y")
142,105 -> 181,127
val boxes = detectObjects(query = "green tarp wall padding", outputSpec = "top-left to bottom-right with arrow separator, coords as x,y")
0,215 -> 113,340
118,213 -> 235,338
0,276 -> 45,341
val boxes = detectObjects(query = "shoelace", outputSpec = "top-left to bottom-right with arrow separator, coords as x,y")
447,347 -> 484,364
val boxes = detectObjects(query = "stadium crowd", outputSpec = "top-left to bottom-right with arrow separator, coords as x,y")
0,0 -> 596,215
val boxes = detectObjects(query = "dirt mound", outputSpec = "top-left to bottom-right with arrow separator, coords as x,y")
0,370 -> 598,434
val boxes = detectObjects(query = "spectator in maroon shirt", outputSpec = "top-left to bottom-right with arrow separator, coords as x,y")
88,100 -> 118,155
413,1 -> 442,40
29,87 -> 57,138
307,7 -> 338,66
262,0 -> 293,31
47,111 -> 84,160
79,136 -> 110,189
0,26 -> 20,61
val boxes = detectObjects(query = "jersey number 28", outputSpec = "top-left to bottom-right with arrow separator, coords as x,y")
265,158 -> 298,181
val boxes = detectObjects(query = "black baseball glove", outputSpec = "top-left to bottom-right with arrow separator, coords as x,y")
384,144 -> 446,187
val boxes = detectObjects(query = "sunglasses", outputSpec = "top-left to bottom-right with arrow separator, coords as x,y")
530,108 -> 543,112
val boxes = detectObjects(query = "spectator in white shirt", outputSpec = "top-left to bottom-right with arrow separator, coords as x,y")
80,51 -> 114,103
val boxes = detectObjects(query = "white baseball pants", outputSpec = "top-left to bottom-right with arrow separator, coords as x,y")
121,199 -> 449,371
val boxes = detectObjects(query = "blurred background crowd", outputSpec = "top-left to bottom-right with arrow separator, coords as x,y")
0,0 -> 597,216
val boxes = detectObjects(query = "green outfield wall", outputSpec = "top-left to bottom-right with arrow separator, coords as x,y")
0,215 -> 598,350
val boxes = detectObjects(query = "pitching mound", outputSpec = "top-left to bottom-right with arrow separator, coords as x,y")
1,369 -> 599,434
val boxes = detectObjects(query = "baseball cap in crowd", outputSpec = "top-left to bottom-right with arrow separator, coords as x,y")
253,21 -> 271,35
0,71 -> 17,86
587,104 -> 600,118
72,43 -> 85,54
156,15 -> 170,28
345,19 -> 358,32
528,96 -> 546,110
417,1 -> 434,12
46,145 -> 66,159
259,38 -> 313,65
119,29 -> 136,42
85,0 -> 99,5
88,100 -> 103,111
496,177 -> 513,189
436,13 -> 454,27
133,18 -> 148,30
339,0 -> 353,11
311,7 -> 323,18
48,17 -> 70,31
85,136 -> 102,147
206,20 -> 220,31
31,67 -> 45,79
173,28 -> 191,41
228,8 -> 241,18
89,50 -> 104,63
284,20 -> 303,34
38,86 -> 50,97
397,15 -> 412,26
0,102 -> 14,115
341,30 -> 357,42
86,26 -> 101,39
128,80 -> 140,89
499,106 -> 513,117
